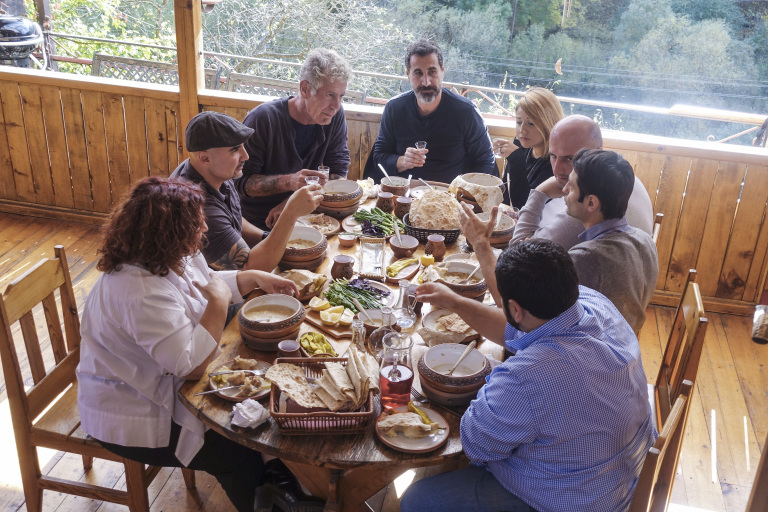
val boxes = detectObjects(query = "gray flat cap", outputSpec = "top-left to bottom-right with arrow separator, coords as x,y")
185,111 -> 254,152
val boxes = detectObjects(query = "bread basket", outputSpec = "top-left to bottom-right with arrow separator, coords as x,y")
402,213 -> 461,244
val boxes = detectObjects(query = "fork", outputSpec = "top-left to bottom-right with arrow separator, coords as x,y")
209,368 -> 268,377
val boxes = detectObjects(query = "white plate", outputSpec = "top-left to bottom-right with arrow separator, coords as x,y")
342,214 -> 362,234
364,280 -> 397,307
207,360 -> 272,402
298,214 -> 341,236
410,184 -> 450,200
375,406 -> 449,453
422,309 -> 480,343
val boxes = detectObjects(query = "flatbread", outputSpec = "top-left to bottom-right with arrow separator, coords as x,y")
265,363 -> 325,409
449,175 -> 503,213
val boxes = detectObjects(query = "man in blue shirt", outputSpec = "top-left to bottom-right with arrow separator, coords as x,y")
409,239 -> 657,512
367,39 -> 496,183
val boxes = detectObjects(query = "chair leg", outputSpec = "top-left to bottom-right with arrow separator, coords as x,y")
82,454 -> 93,470
17,443 -> 43,512
123,459 -> 150,512
181,468 -> 196,489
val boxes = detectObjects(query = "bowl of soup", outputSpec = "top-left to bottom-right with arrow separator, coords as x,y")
475,212 -> 516,246
421,261 -> 486,300
239,294 -> 305,344
320,180 -> 363,208
282,225 -> 327,262
417,343 -> 491,397
380,176 -> 410,196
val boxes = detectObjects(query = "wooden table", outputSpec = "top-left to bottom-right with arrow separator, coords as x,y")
179,226 -> 504,512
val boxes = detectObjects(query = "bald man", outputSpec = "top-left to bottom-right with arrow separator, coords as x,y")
510,115 -> 654,250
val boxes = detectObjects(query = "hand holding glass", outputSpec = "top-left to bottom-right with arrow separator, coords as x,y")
317,165 -> 330,183
305,176 -> 320,187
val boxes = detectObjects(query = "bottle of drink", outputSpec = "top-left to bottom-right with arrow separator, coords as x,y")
379,332 -> 414,410
368,306 -> 395,362
351,318 -> 366,353
393,279 -> 416,331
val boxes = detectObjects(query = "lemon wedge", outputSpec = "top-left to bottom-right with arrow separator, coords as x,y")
420,254 -> 435,266
338,309 -> 355,326
309,297 -> 330,311
320,310 -> 342,326
326,305 -> 345,315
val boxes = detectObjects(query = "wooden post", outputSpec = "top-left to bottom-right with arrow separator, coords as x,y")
173,0 -> 204,156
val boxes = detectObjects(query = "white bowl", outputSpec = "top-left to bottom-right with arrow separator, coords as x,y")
460,172 -> 503,187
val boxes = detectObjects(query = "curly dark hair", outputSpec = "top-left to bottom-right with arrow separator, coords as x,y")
97,177 -> 207,276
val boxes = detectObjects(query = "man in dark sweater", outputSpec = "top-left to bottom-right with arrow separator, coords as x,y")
368,39 -> 496,183
235,48 -> 351,230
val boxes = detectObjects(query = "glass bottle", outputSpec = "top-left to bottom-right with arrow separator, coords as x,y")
351,318 -> 366,353
393,279 -> 416,332
368,306 -> 395,362
379,332 -> 414,410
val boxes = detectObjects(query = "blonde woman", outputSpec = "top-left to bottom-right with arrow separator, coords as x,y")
494,87 -> 564,208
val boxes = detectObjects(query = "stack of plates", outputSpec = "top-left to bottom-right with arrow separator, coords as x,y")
317,180 -> 363,219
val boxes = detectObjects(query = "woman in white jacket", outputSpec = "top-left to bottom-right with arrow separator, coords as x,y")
77,176 -> 298,512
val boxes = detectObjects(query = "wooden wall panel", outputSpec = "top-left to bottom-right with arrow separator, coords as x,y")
19,83 -> 55,206
103,93 -> 130,206
728,164 -> 768,302
625,150 -> 664,208
0,83 -> 18,200
665,158 -> 719,292
145,98 -> 170,176
0,81 -> 35,202
80,90 -> 111,212
38,85 -> 74,209
165,101 -> 181,170
59,88 -> 93,211
652,156 -> 691,291
696,162 -> 747,297
123,95 -> 150,184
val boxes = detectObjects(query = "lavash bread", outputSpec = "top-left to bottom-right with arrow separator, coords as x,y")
266,363 -> 326,409
279,269 -> 327,297
409,190 -> 461,229
377,412 -> 438,439
448,174 -> 504,213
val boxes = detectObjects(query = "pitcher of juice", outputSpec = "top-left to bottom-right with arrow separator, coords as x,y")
379,332 -> 414,410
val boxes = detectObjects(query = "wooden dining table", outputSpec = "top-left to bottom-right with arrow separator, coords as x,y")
178,206 -> 504,512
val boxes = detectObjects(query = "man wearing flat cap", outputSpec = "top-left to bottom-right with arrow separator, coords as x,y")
171,111 -> 323,271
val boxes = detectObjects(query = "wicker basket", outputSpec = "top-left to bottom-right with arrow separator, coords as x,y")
403,214 -> 461,244
269,357 -> 376,435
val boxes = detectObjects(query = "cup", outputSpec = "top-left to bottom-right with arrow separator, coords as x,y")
379,332 -> 414,410
394,196 -> 412,220
415,141 -> 427,150
425,234 -> 446,262
305,176 -> 320,187
317,165 -> 330,182
278,339 -> 301,358
330,254 -> 355,280
375,191 -> 395,214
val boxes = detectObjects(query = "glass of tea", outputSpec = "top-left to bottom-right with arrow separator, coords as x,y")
379,332 -> 414,410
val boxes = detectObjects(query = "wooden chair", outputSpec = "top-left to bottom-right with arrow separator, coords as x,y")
652,213 -> 664,245
651,269 -> 707,428
630,380 -> 693,512
0,246 -> 195,511
746,430 -> 768,512
226,72 -> 367,104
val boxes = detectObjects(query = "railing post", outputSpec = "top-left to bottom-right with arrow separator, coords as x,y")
174,0 -> 204,157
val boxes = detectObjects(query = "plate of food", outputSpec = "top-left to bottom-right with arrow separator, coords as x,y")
422,309 -> 481,344
409,181 -> 450,201
375,402 -> 449,453
298,213 -> 341,236
385,258 -> 420,284
208,357 -> 272,402
342,207 -> 403,239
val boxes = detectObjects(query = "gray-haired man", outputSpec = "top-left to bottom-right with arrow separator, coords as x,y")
236,48 -> 352,230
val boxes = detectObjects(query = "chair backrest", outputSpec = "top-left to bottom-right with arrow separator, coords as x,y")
654,269 -> 707,426
630,380 -> 692,512
0,246 -> 81,427
225,72 -> 366,104
652,213 -> 664,245
91,53 -> 220,89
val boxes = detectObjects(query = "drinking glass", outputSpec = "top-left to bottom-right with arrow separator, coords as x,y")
379,332 -> 414,410
415,141 -> 427,150
317,165 -> 330,183
305,176 -> 320,187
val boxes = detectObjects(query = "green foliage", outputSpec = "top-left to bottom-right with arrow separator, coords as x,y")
670,0 -> 742,26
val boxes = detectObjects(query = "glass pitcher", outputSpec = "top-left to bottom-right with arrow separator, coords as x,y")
379,332 -> 414,410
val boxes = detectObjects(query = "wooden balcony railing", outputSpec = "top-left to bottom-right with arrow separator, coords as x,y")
0,57 -> 767,316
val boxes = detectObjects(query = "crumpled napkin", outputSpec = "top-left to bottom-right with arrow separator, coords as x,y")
231,399 -> 270,428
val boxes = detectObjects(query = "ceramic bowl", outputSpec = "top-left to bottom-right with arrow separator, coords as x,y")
337,233 -> 357,248
321,180 -> 363,208
380,176 -> 410,196
239,294 -> 305,344
282,225 -> 327,262
278,250 -> 327,272
417,343 -> 491,395
389,234 -> 419,259
456,173 -> 503,201
475,212 -> 516,246
419,378 -> 479,407
314,200 -> 362,220
435,261 -> 486,299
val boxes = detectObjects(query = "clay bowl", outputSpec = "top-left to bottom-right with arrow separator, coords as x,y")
282,225 -> 327,263
314,200 -> 362,220
417,343 -> 491,395
239,294 -> 305,346
389,234 -> 419,259
278,250 -> 327,272
321,180 -> 363,208
380,176 -> 410,196
436,261 -> 486,299
456,172 -> 504,213
419,378 -> 480,407
337,233 -> 357,248
475,212 -> 516,246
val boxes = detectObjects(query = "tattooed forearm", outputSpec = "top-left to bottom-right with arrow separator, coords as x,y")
244,174 -> 285,197
209,239 -> 250,271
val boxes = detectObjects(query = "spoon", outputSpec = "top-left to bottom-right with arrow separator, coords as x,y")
461,265 -> 481,284
418,178 -> 435,191
407,174 -> 412,187
393,221 -> 403,245
209,368 -> 268,377
446,340 -> 476,376
377,163 -> 391,185
352,298 -> 375,324
195,385 -> 242,396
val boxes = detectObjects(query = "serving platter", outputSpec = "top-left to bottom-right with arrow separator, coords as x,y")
422,309 -> 481,344
409,181 -> 450,200
385,258 -> 420,284
375,405 -> 449,453
207,360 -> 272,402
298,214 -> 341,236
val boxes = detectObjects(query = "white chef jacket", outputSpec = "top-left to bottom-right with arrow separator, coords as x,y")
77,252 -> 239,466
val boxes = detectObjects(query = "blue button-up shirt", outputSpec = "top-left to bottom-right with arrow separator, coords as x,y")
461,286 -> 657,512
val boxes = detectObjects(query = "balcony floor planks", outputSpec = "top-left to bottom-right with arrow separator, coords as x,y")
0,212 -> 763,512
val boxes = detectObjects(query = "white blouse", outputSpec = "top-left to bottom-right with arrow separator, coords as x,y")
77,253 -> 239,465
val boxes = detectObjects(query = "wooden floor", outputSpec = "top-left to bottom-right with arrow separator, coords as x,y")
0,211 -> 764,512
